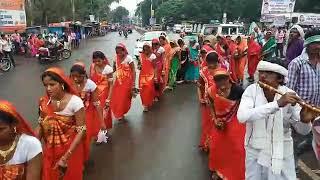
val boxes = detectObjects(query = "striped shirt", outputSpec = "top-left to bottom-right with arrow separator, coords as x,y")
287,49 -> 320,107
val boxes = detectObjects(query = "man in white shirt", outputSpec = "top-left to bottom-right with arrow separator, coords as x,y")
237,59 -> 317,179
0,34 -> 15,67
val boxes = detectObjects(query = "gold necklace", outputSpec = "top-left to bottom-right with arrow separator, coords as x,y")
55,94 -> 66,109
0,136 -> 18,161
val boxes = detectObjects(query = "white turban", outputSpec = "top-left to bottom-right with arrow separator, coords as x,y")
257,61 -> 288,82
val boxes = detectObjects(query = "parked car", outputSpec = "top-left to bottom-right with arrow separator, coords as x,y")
183,24 -> 193,35
134,31 -> 167,60
173,24 -> 182,33
151,24 -> 162,31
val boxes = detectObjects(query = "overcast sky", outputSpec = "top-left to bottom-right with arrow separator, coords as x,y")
110,0 -> 143,15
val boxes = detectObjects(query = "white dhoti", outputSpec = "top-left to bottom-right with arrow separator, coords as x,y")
245,147 -> 296,180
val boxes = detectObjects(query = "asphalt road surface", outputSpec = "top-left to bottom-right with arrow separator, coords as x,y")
0,30 -> 318,180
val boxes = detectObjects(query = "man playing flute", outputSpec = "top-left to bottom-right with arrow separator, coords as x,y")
237,59 -> 319,180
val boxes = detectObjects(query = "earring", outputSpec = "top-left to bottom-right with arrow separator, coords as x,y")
14,127 -> 17,133
62,85 -> 65,90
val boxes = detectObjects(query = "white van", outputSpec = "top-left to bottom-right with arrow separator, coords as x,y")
201,23 -> 246,39
174,24 -> 183,33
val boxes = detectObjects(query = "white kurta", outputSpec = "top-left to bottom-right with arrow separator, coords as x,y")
237,83 -> 312,180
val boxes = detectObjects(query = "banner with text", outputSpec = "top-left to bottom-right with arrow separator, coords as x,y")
0,0 -> 26,33
261,0 -> 296,15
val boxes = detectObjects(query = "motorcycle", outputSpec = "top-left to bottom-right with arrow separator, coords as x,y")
0,53 -> 12,72
37,43 -> 72,63
124,30 -> 128,38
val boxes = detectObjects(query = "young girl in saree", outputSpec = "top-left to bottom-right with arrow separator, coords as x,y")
89,51 -> 114,137
139,43 -> 156,112
70,62 -> 108,163
38,67 -> 86,180
0,100 -> 42,180
110,43 -> 136,121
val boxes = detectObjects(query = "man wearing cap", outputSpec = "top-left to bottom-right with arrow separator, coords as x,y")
288,29 -> 320,160
238,59 -> 316,179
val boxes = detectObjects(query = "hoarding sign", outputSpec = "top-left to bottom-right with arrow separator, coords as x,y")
0,0 -> 26,33
261,0 -> 296,15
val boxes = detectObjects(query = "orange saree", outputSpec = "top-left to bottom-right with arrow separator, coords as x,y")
162,43 -> 172,88
139,53 -> 156,108
110,56 -> 134,119
207,86 -> 245,180
90,64 -> 112,129
230,39 -> 248,82
39,96 -> 84,180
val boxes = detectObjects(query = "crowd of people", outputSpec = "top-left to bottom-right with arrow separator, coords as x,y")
0,30 -> 83,65
0,24 -> 319,180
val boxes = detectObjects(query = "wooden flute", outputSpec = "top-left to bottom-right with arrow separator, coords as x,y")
258,81 -> 320,114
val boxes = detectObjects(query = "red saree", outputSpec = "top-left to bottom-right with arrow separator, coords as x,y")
39,97 -> 84,180
231,39 -> 247,82
110,45 -> 134,119
198,67 -> 216,150
90,63 -> 112,129
39,68 -> 84,180
207,86 -> 245,180
139,53 -> 156,108
247,38 -> 262,77
0,100 -> 36,180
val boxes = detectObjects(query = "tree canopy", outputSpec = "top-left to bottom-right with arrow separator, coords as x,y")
111,6 -> 130,23
26,0 -> 119,25
136,0 -> 320,26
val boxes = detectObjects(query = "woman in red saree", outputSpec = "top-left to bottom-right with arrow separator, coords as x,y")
207,68 -> 245,180
110,43 -> 136,120
38,67 -> 86,180
247,34 -> 262,82
215,36 -> 230,70
89,51 -> 114,136
0,100 -> 42,180
139,43 -> 156,112
152,38 -> 165,99
70,62 -> 106,162
159,35 -> 172,89
197,51 -> 219,151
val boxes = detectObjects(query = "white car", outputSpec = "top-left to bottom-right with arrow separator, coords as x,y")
134,31 -> 167,60
173,24 -> 182,33
183,24 -> 193,34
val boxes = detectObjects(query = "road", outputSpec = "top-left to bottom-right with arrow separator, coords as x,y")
0,30 -> 318,180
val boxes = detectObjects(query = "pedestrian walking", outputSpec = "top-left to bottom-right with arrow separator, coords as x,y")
275,27 -> 285,58
139,43 -> 157,112
39,67 -> 86,180
110,43 -> 136,121
285,25 -> 305,65
176,39 -> 189,84
185,38 -> 200,83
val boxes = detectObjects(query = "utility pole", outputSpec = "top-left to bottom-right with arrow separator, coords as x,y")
71,0 -> 75,22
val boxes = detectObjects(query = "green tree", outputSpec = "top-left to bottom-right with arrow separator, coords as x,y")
111,6 -> 129,23
26,0 -> 119,25
155,0 -> 185,23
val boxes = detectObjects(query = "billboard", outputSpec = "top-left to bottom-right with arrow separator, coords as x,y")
0,0 -> 27,33
261,0 -> 296,15
293,13 -> 320,26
